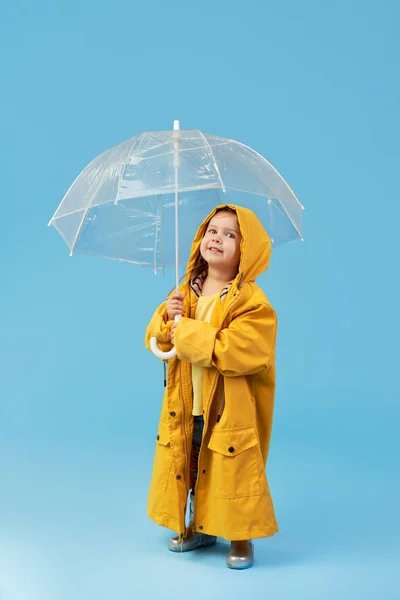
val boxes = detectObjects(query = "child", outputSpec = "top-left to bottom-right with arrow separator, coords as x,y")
144,204 -> 278,569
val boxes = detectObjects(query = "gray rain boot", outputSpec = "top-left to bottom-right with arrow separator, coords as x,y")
168,492 -> 217,552
226,540 -> 254,569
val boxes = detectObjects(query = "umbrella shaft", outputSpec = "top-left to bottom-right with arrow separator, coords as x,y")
175,166 -> 179,292
174,120 -> 180,293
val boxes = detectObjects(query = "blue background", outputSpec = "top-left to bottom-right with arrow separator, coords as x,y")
1,0 -> 399,598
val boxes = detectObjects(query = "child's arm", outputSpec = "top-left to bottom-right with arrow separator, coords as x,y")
173,302 -> 277,377
144,301 -> 174,355
144,290 -> 186,357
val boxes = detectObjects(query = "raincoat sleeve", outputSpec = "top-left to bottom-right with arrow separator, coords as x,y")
173,302 -> 276,377
144,301 -> 174,355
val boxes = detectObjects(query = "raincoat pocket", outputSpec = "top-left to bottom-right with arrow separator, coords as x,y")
207,426 -> 261,499
153,420 -> 172,492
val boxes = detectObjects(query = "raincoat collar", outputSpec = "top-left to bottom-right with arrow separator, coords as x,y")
189,269 -> 233,300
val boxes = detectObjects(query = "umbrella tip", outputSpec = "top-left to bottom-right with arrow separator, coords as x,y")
173,120 -> 180,131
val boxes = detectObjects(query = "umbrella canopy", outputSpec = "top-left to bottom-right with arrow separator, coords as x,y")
49,123 -> 304,280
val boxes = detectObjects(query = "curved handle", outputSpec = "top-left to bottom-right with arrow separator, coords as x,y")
150,314 -> 181,360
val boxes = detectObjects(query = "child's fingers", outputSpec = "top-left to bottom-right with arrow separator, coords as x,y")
167,297 -> 183,305
166,294 -> 184,321
169,304 -> 182,312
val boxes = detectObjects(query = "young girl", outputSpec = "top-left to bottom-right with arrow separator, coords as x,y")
144,204 -> 278,569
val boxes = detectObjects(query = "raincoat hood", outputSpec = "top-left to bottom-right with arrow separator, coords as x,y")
185,204 -> 272,287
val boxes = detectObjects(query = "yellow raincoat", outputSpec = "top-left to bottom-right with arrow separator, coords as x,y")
144,204 -> 278,541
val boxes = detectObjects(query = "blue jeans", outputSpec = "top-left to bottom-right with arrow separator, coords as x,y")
192,415 -> 204,493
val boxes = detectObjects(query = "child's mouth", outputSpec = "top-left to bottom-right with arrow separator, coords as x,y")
208,247 -> 223,254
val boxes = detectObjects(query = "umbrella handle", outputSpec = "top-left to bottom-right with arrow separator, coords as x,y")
150,314 -> 181,360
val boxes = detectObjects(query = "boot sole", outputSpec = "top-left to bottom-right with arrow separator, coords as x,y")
168,536 -> 217,553
226,560 -> 254,569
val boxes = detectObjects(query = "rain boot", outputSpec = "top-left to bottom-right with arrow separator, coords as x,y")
226,540 -> 254,569
168,492 -> 217,552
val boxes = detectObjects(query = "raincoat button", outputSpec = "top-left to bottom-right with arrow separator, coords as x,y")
202,469 -> 206,474
170,411 -> 176,417
157,434 -> 159,440
176,474 -> 182,480
228,446 -> 235,453
199,526 -> 203,530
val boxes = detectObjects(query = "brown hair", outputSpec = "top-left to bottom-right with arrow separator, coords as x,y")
190,206 -> 237,282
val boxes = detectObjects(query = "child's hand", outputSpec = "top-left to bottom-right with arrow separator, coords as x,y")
166,293 -> 184,321
170,321 -> 179,345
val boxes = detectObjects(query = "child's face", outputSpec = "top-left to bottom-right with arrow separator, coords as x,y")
200,211 -> 242,274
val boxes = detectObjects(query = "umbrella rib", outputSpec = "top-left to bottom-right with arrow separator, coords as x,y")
154,196 -> 165,275
234,140 -> 304,209
226,186 -> 303,240
196,130 -> 226,192
115,133 -> 145,204
69,136 -> 145,254
125,143 -> 231,164
70,250 -> 154,266
49,155 -> 99,225
123,132 -> 225,161
271,199 -> 303,241
69,206 -> 91,255
232,142 -> 304,240
54,183 -> 222,220
215,188 -> 225,203
160,196 -> 165,275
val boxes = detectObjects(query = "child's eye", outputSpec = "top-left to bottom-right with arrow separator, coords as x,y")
207,228 -> 234,238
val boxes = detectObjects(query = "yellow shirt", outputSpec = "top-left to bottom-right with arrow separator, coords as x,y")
191,293 -> 218,416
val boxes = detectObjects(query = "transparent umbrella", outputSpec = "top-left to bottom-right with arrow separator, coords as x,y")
49,120 -> 304,359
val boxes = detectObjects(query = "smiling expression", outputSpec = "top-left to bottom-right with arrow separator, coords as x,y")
199,210 -> 242,274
